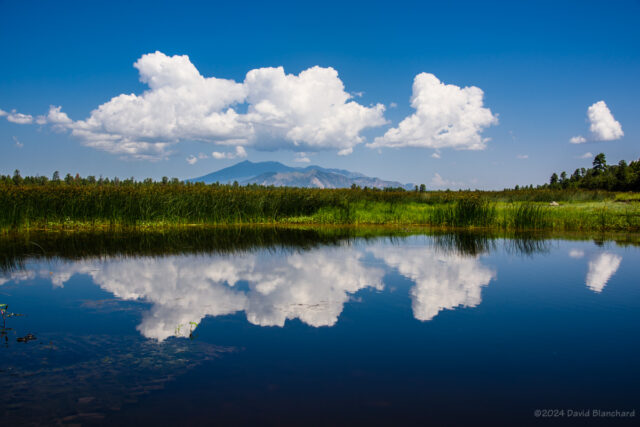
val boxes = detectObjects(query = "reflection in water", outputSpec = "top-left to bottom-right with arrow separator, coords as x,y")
16,246 -> 384,340
2,332 -> 232,425
2,233 -> 626,339
369,246 -> 495,321
2,241 -> 499,337
0,269 -> 35,286
586,252 -> 622,293
569,249 -> 585,259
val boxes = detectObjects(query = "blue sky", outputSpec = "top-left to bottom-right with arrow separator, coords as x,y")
1,0 -> 638,189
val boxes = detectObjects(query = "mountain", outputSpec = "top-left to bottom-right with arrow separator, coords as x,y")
188,160 -> 412,189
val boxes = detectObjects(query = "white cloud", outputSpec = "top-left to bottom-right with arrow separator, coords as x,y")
431,173 -> 448,187
0,109 -> 7,117
516,154 -> 528,159
369,245 -> 495,321
235,146 -> 248,157
14,52 -> 385,160
13,136 -> 23,148
186,155 -> 198,165
6,110 -> 33,124
587,101 -> 623,141
368,73 -> 498,151
569,249 -> 584,259
294,152 -> 311,163
579,152 -> 593,159
431,152 -> 441,159
211,145 -> 247,160
430,172 -> 463,189
46,105 -> 72,125
244,65 -> 386,153
35,105 -> 72,126
570,135 -> 586,144
389,102 -> 398,109
586,252 -> 621,293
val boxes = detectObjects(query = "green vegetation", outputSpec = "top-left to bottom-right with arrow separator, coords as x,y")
544,152 -> 640,191
1,159 -> 640,232
2,226 -> 639,275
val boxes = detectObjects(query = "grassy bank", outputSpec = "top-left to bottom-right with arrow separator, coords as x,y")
1,183 -> 639,232
285,199 -> 640,231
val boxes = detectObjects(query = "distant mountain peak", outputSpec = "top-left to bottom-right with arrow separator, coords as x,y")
188,160 -> 412,190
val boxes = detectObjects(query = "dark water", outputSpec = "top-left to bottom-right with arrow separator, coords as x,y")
1,230 -> 638,425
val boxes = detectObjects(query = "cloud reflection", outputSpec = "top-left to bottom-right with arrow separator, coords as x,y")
18,246 -> 384,340
1,241 -> 503,338
368,246 -> 495,321
586,252 -> 622,293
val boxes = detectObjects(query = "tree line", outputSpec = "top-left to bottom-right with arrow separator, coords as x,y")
543,153 -> 640,191
2,152 -> 638,193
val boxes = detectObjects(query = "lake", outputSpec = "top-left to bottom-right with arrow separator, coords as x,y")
1,229 -> 638,425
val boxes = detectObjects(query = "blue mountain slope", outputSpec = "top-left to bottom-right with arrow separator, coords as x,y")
187,160 -> 296,184
188,160 -> 412,189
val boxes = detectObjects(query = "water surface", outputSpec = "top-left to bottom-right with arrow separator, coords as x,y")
1,230 -> 638,425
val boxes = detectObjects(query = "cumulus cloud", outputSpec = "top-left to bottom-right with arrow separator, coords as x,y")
46,105 -> 72,125
586,252 -> 622,293
579,152 -> 593,159
587,101 -> 623,141
186,155 -> 198,165
431,173 -> 448,187
244,65 -> 386,153
211,145 -> 247,159
5,110 -> 33,124
570,135 -> 586,144
431,152 -> 441,159
430,172 -> 463,189
35,105 -> 71,126
17,52 -> 386,160
368,73 -> 498,151
0,109 -> 7,117
187,151 -> 213,164
294,152 -> 311,163
516,154 -> 528,159
369,245 -> 495,321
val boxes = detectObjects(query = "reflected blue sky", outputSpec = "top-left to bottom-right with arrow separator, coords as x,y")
1,236 -> 632,340
1,235 -> 639,424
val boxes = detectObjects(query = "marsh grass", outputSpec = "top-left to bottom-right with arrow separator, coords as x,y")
1,183 -> 638,232
508,204 -> 550,230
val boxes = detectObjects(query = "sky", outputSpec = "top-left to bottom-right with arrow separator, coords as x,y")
1,0 -> 638,189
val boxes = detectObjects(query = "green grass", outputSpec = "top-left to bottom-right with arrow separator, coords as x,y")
1,183 -> 639,232
284,199 -> 640,231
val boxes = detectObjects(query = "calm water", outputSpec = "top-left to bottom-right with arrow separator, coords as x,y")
1,231 -> 638,425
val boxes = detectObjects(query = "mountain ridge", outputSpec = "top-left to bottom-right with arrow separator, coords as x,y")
188,160 -> 412,189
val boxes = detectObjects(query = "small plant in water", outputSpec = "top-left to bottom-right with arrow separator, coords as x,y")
1,303 -> 26,347
174,321 -> 199,340
1,303 -> 24,321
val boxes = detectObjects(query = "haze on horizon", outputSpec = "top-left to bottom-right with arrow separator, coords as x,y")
1,0 -> 638,190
